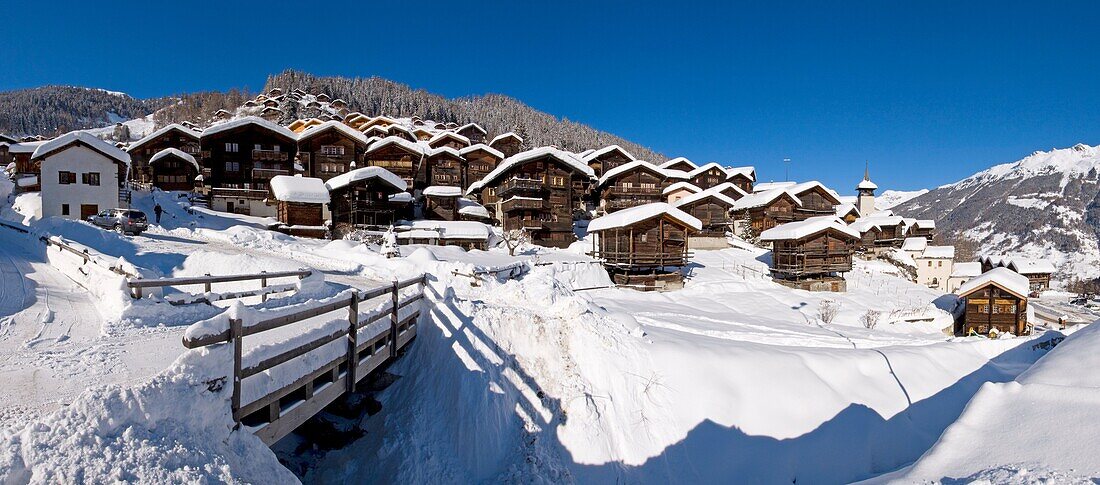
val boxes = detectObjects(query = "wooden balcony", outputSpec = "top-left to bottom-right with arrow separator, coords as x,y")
253,150 -> 289,162
608,186 -> 661,196
501,197 -> 548,212
596,250 -> 692,268
770,248 -> 853,277
606,198 -> 660,210
498,177 -> 547,197
252,168 -> 289,181
211,187 -> 269,200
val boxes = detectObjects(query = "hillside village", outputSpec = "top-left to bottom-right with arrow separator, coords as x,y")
0,87 -> 1068,338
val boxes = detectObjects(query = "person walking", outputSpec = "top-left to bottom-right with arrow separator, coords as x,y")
153,203 -> 163,224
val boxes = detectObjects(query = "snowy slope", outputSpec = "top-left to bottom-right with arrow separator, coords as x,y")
876,189 -> 929,211
894,143 -> 1100,284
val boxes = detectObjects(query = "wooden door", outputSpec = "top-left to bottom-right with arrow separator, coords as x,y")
80,204 -> 99,220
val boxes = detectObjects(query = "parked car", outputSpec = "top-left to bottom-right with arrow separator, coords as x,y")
87,208 -> 148,235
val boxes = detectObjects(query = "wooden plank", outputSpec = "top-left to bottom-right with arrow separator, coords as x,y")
253,374 -> 348,445
238,355 -> 344,418
240,326 -> 348,379
244,295 -> 354,337
231,318 -> 243,422
346,291 -> 359,393
128,269 -> 312,289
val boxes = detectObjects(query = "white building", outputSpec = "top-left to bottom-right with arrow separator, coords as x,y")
856,166 -> 877,217
33,132 -> 130,220
914,245 -> 955,292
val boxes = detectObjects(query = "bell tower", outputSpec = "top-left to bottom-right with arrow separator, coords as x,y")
856,163 -> 877,217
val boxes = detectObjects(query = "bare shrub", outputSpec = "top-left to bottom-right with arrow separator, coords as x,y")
860,310 -> 882,330
818,299 -> 840,324
501,228 -> 529,256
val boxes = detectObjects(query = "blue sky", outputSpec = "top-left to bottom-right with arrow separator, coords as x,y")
2,0 -> 1098,193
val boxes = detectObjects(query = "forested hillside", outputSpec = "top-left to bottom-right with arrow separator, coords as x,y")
0,86 -> 165,137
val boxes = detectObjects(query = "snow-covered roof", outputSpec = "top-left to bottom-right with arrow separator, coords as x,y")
296,120 -> 370,145
753,181 -> 797,193
835,203 -> 860,218
857,178 -> 878,191
581,145 -> 636,164
269,175 -> 330,204
853,215 -> 904,229
730,188 -> 801,211
673,188 -> 740,209
914,219 -> 936,229
466,146 -> 595,195
588,202 -> 702,233
659,157 -> 697,170
364,136 -> 426,156
1007,258 -> 1056,275
686,162 -> 730,179
457,123 -> 487,135
149,148 -> 200,171
31,131 -> 131,166
950,262 -> 983,279
389,192 -> 414,203
901,237 -> 928,252
662,181 -> 703,195
459,143 -> 504,159
7,140 -> 48,154
921,246 -> 955,259
423,185 -> 463,197
427,146 -> 462,159
956,267 -> 1030,299
127,123 -> 200,152
759,216 -> 859,241
489,132 -> 523,145
598,160 -> 671,186
457,198 -> 490,219
405,220 -> 490,240
428,131 -> 470,147
201,116 -> 296,141
325,166 -> 407,192
726,166 -> 756,182
708,181 -> 749,199
787,181 -> 842,204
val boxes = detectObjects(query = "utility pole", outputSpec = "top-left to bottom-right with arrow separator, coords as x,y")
783,158 -> 792,182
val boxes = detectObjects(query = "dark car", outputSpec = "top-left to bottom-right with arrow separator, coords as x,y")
88,208 -> 149,235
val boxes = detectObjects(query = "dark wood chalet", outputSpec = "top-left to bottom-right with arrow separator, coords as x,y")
587,203 -> 701,290
910,220 -> 936,239
726,166 -> 756,193
852,216 -> 908,249
660,157 -> 698,173
488,132 -> 524,158
582,145 -> 635,178
149,148 -> 200,191
456,123 -> 488,144
326,167 -> 408,231
1006,259 -> 1055,296
7,140 -> 47,192
956,268 -> 1030,336
386,125 -> 417,142
199,117 -> 297,214
428,132 -> 471,151
426,147 -> 465,188
269,175 -> 329,238
469,147 -> 596,248
363,137 -> 426,191
673,190 -> 738,237
711,182 -> 748,201
423,186 -> 463,221
598,161 -> 668,213
760,217 -> 859,291
730,189 -> 801,235
296,121 -> 370,182
127,124 -> 201,185
687,163 -> 729,190
788,182 -> 843,220
459,144 -> 504,189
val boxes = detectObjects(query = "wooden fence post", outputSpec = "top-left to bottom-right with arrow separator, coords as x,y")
260,271 -> 268,303
347,291 -> 359,393
204,274 -> 212,293
390,280 -> 399,358
230,317 -> 243,423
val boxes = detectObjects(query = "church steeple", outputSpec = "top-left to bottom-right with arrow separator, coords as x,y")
856,162 -> 878,216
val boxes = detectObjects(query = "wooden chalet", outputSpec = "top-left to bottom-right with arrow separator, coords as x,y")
296,121 -> 370,182
459,144 -> 504,189
673,189 -> 739,239
726,166 -> 756,193
126,124 -> 201,185
582,145 -> 635,178
467,146 -> 596,248
687,163 -> 729,190
851,215 -> 908,250
835,203 -> 861,224
1006,258 -> 1056,296
488,132 -> 524,158
397,221 -> 490,251
343,113 -> 372,130
7,140 -> 48,192
955,268 -> 1030,336
423,185 -> 463,221
597,161 -> 672,213
760,217 -> 859,292
269,175 -> 330,238
386,125 -> 416,142
710,182 -> 748,201
199,117 -> 298,216
363,136 -> 425,191
148,148 -> 200,191
325,167 -> 408,231
456,123 -> 488,144
412,127 -> 434,141
787,181 -> 843,220
660,157 -> 698,173
729,189 -> 801,235
662,181 -> 702,205
288,118 -> 324,133
910,219 -> 936,239
362,125 -> 390,139
428,132 -> 471,150
426,147 -> 465,188
360,115 -> 397,131
588,203 -> 702,290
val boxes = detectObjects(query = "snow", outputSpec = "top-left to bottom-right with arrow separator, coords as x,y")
364,136 -> 426,156
422,185 -> 463,197
759,215 -> 859,241
661,181 -> 702,195
857,178 -> 878,190
787,180 -> 843,204
921,245 -> 955,259
458,143 -> 504,159
457,123 -> 486,135
659,157 -> 697,169
467,146 -> 595,195
672,188 -> 740,209
581,144 -> 636,164
389,192 -> 414,203
295,120 -> 369,145
6,141 -> 48,154
31,131 -> 131,167
587,202 -> 702,232
201,116 -> 297,141
730,188 -> 801,211
148,148 -> 199,171
875,189 -> 928,210
126,124 -> 199,153
457,198 -> 490,219
914,219 -> 935,229
955,267 -> 1030,298
401,220 -> 490,240
428,131 -> 470,146
1006,258 -> 1056,275
324,166 -> 407,192
597,160 -> 673,186
952,142 -> 1100,190
489,132 -> 523,145
901,237 -> 928,252
269,175 -> 330,204
752,181 -> 796,192
951,262 -> 983,279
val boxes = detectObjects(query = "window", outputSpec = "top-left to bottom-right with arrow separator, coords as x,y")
59,171 -> 76,184
226,162 -> 240,172
82,172 -> 101,186
938,261 -> 943,267
225,143 -> 239,153
61,204 -> 70,216
551,176 -> 565,187
254,144 -> 262,151
321,145 -> 344,156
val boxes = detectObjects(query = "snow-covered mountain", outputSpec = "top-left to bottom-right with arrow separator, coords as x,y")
875,189 -> 929,211
894,143 -> 1100,283
0,86 -> 165,137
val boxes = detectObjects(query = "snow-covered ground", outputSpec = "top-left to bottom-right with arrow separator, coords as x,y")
876,189 -> 929,211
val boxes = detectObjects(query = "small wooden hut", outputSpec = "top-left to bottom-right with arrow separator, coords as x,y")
588,202 -> 701,290
759,216 -> 859,291
269,175 -> 330,238
1006,258 -> 1055,296
325,166 -> 408,230
955,268 -> 1030,336
148,148 -> 200,191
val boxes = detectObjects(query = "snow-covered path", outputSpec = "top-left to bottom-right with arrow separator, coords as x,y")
0,236 -> 185,429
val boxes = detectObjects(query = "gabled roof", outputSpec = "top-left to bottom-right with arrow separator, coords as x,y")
296,120 -> 370,146
857,178 -> 878,190
31,131 -> 131,167
324,166 -> 407,192
427,146 -> 463,159
956,267 -> 1030,299
659,157 -> 697,170
760,216 -> 859,242
459,144 -> 504,159
730,188 -> 802,211
708,181 -> 749,199
1006,258 -> 1056,275
7,140 -> 49,154
921,246 -> 955,259
466,146 -> 595,195
0,133 -> 17,144
270,175 -> 330,204
914,219 -> 936,229
753,181 -> 797,193
489,132 -> 523,145
662,181 -> 703,195
126,123 -> 200,153
364,136 -> 427,156
457,122 -> 487,135
951,262 -> 983,279
687,162 -> 730,179
588,202 -> 702,232
423,185 -> 463,197
581,144 -> 636,164
428,131 -> 471,147
725,166 -> 756,182
787,181 -> 843,205
835,203 -> 860,218
149,148 -> 199,171
901,237 -> 928,252
598,160 -> 672,187
201,116 -> 296,141
673,188 -> 740,209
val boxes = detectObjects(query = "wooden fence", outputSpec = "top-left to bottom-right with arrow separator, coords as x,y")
183,274 -> 427,445
127,269 -> 313,302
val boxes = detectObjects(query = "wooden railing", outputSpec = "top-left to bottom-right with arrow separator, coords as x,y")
499,177 -> 546,196
210,187 -> 269,200
127,269 -> 313,301
183,275 -> 427,445
501,197 -> 548,212
594,250 -> 693,268
252,150 -> 289,162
